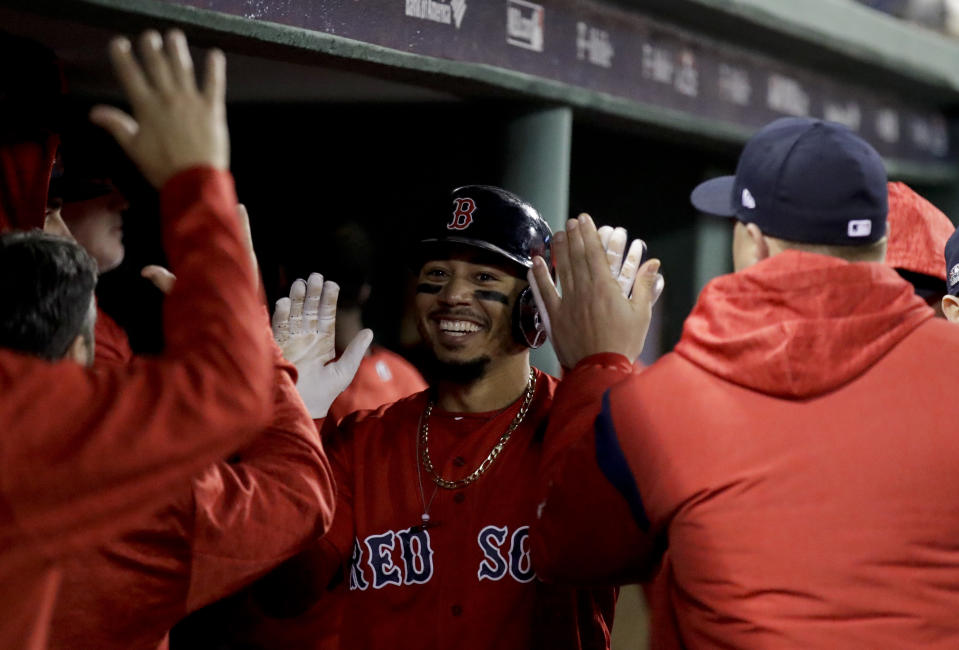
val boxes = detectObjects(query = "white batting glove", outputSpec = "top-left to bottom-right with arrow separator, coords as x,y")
529,222 -> 655,348
272,273 -> 373,418
529,224 -> 650,344
597,225 -> 647,299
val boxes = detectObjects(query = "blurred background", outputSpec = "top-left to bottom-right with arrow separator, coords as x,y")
854,0 -> 959,34
2,0 -> 957,646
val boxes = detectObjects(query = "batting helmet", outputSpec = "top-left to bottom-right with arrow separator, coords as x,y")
413,185 -> 553,349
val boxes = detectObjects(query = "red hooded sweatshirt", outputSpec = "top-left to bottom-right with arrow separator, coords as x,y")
533,251 -> 959,648
47,344 -> 334,650
0,168 -> 274,650
0,33 -> 63,233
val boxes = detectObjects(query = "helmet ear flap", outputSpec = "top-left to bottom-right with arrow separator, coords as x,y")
513,286 -> 547,349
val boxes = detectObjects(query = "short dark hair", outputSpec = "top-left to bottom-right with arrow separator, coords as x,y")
0,231 -> 97,360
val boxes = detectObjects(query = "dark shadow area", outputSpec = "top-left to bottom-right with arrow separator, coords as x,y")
569,120 -> 734,349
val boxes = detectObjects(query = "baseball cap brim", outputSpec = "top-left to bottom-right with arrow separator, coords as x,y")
690,176 -> 736,217
49,177 -> 116,204
416,237 -> 532,268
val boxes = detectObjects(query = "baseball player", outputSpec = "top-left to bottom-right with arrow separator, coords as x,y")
530,117 -> 959,647
216,185 -> 648,650
0,30 -> 279,649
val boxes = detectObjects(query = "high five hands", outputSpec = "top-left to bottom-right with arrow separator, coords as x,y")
90,29 -> 229,189
528,214 -> 664,369
530,223 -> 650,343
272,273 -> 373,419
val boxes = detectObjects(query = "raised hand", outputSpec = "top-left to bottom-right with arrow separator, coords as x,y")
90,29 -> 229,188
528,214 -> 663,369
272,273 -> 373,418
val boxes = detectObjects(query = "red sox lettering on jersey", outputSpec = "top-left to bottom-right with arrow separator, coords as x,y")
349,524 -> 534,590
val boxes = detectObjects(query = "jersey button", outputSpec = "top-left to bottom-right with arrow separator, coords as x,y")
453,456 -> 466,467
453,492 -> 466,503
451,604 -> 463,616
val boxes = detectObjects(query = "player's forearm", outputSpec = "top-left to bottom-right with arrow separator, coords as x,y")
184,370 -> 335,612
159,167 -> 269,372
531,412 -> 657,586
532,353 -> 653,584
544,352 -> 634,466
152,166 -> 273,450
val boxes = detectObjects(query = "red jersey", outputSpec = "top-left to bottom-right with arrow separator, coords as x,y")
534,252 -> 959,648
0,168 -> 274,650
48,351 -> 333,650
328,346 -> 426,423
242,368 -> 627,650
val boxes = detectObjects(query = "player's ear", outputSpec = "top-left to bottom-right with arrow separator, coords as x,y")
745,223 -> 770,262
732,220 -> 767,271
942,294 -> 959,323
65,334 -> 92,367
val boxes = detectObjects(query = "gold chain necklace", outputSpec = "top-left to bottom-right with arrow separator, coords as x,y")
420,368 -> 537,490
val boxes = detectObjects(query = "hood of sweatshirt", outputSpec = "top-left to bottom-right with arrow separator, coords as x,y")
674,251 -> 933,399
886,181 -> 954,281
0,34 -> 65,232
0,135 -> 59,232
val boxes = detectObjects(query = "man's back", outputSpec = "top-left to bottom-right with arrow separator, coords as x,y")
611,252 -> 959,647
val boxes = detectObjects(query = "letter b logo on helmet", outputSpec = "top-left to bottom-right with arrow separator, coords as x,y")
448,198 -> 476,230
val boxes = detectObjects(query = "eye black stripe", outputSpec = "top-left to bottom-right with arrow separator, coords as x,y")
474,290 -> 509,304
416,283 -> 442,294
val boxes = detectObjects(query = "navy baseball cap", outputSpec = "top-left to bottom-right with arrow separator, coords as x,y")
945,228 -> 959,296
691,117 -> 888,245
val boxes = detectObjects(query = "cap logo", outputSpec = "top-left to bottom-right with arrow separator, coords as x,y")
741,188 -> 756,210
950,263 -> 959,289
847,219 -> 872,238
448,197 -> 476,230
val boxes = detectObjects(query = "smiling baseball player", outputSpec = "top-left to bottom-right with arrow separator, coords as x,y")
209,185 -> 651,650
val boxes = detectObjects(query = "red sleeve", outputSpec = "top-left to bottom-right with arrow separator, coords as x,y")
93,306 -> 133,368
250,414 -> 354,618
314,414 -> 355,562
0,167 -> 273,557
531,353 -> 658,585
183,357 -> 335,612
